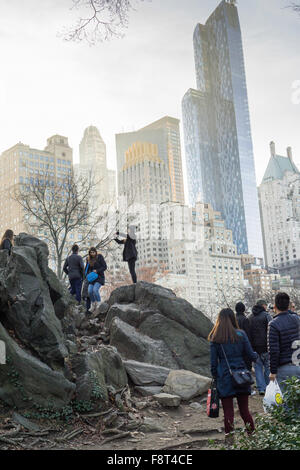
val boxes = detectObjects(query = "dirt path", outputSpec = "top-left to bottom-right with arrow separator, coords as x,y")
0,393 -> 264,451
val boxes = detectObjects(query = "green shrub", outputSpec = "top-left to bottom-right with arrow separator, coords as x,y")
231,377 -> 300,450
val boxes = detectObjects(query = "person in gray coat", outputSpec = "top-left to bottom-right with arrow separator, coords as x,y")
63,244 -> 85,303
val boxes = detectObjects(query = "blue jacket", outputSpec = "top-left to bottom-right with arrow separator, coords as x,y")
268,311 -> 300,374
210,330 -> 258,398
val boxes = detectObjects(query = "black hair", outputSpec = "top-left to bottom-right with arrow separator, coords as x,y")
235,302 -> 245,314
72,244 -> 79,253
275,292 -> 290,312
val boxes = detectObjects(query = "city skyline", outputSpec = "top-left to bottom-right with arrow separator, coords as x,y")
0,0 -> 299,191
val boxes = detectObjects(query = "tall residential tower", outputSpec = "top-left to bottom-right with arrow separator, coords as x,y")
182,0 -> 263,257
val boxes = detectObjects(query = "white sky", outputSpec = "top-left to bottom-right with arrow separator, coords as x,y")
0,0 -> 299,197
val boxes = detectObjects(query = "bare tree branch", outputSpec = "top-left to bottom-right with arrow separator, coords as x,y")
62,0 -> 151,45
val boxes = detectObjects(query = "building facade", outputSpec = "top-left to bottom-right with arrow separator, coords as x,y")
258,142 -> 300,286
116,116 -> 185,205
0,135 -> 73,236
78,125 -> 116,207
182,0 -> 263,258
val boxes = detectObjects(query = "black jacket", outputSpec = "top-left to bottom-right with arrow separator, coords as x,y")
235,313 -> 252,370
115,235 -> 138,261
268,311 -> 300,374
0,239 -> 12,255
63,253 -> 85,281
85,254 -> 107,285
248,305 -> 272,354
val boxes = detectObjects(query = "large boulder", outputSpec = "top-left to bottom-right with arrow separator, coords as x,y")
124,360 -> 171,386
0,244 -> 68,367
0,322 -> 75,409
98,345 -> 128,390
110,317 -> 179,369
139,313 -> 211,376
162,370 -> 211,401
71,352 -> 108,402
106,282 -> 213,376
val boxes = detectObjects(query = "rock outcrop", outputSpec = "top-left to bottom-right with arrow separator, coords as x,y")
104,282 -> 213,377
0,234 -> 212,412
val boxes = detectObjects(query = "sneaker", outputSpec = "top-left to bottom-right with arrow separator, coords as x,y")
251,390 -> 256,396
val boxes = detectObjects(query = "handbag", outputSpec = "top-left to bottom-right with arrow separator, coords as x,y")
221,344 -> 254,388
85,263 -> 99,283
207,379 -> 219,418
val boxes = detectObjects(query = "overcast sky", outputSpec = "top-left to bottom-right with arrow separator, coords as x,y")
0,0 -> 299,194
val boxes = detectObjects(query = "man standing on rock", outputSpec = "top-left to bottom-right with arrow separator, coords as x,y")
63,244 -> 85,304
114,225 -> 138,284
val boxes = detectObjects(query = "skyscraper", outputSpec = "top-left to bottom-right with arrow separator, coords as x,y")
78,125 -> 116,206
182,0 -> 263,257
116,116 -> 185,205
258,142 -> 300,286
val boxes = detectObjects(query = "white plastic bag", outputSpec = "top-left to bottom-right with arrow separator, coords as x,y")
263,379 -> 283,412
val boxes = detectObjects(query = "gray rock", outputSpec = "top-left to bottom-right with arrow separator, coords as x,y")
0,242 -> 68,367
124,360 -> 171,386
189,402 -> 203,411
65,340 -> 78,355
154,393 -> 181,407
110,317 -> 179,369
93,302 -> 110,318
105,303 -> 143,330
0,322 -> 75,409
135,282 -> 213,339
71,352 -> 108,402
162,370 -> 211,401
139,313 -> 211,376
140,417 -> 166,433
135,386 -> 163,397
12,412 -> 41,432
98,345 -> 128,390
108,284 -> 136,306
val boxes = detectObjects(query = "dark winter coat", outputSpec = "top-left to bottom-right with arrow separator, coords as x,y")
268,311 -> 300,374
63,253 -> 85,281
210,330 -> 258,398
235,313 -> 252,370
115,235 -> 138,262
248,305 -> 272,354
85,254 -> 107,286
0,239 -> 12,255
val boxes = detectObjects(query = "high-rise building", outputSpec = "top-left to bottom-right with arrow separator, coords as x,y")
78,126 -> 116,207
182,0 -> 263,257
119,141 -> 170,268
116,116 -> 185,205
258,142 -> 300,286
0,135 -> 73,236
160,200 -> 244,317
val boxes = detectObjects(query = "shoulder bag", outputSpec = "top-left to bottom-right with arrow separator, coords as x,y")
220,344 -> 254,388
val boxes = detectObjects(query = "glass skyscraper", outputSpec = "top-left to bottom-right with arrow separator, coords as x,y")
182,0 -> 263,257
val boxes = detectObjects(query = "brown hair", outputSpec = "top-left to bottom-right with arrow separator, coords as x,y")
1,229 -> 14,246
208,308 -> 239,344
88,247 -> 98,266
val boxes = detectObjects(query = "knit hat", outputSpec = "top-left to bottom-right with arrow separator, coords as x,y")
257,299 -> 268,307
235,302 -> 245,314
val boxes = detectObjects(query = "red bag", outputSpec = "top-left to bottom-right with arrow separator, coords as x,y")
206,380 -> 219,418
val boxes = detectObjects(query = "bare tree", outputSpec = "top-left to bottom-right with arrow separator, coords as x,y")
63,0 -> 150,45
288,2 -> 300,14
12,172 -> 117,279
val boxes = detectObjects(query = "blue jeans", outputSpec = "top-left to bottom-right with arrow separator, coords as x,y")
69,278 -> 83,303
276,363 -> 300,392
254,352 -> 270,392
88,282 -> 101,303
